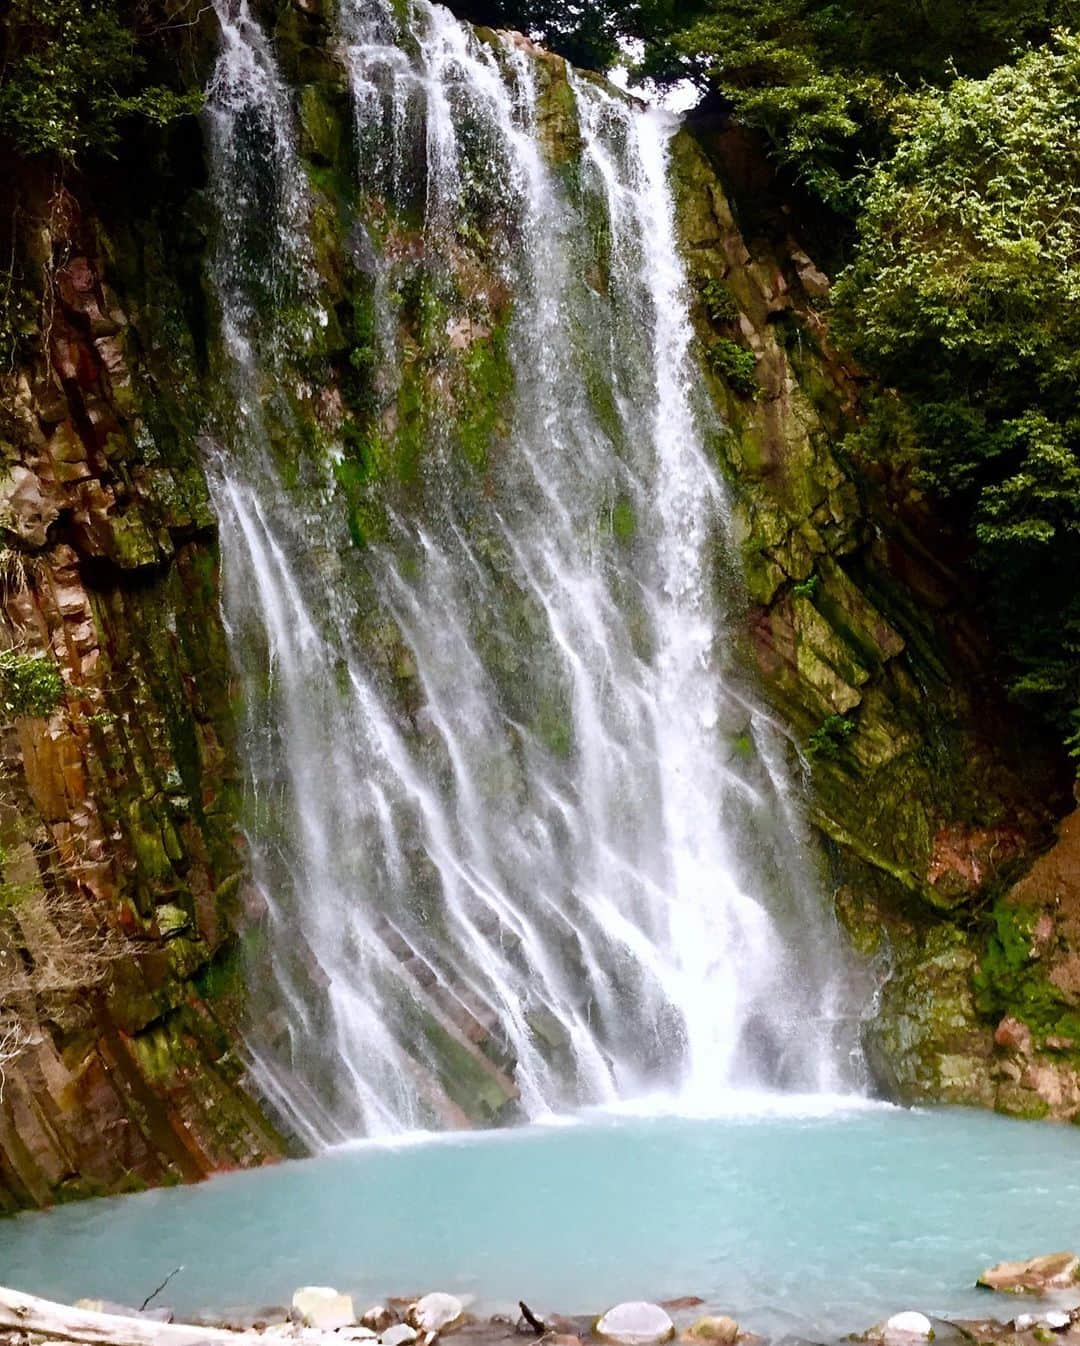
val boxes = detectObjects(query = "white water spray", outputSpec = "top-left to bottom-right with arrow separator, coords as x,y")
203,0 -> 868,1141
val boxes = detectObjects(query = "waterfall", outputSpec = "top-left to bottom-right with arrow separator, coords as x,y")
202,0 -> 867,1143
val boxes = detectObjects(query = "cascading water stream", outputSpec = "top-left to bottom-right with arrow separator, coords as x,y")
202,0 -> 869,1143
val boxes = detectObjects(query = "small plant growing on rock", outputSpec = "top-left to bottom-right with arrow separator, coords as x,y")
705,338 -> 759,398
0,649 -> 65,719
699,277 -> 739,327
806,713 -> 857,760
0,649 -> 64,719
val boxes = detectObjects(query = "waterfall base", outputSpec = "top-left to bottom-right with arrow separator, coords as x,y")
1,1104 -> 1076,1337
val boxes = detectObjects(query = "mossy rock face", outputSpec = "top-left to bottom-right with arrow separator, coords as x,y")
868,923 -> 997,1107
532,50 -> 583,166
678,118 -> 1072,1111
0,107 -> 291,1208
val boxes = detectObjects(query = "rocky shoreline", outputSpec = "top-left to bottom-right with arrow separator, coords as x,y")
2,1255 -> 1079,1346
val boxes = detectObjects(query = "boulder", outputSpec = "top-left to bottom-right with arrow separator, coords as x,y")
978,1254 -> 1080,1294
596,1303 -> 676,1346
291,1286 -> 357,1330
364,1307 -> 397,1333
684,1317 -> 740,1344
884,1312 -> 933,1339
409,1294 -> 465,1335
383,1324 -> 419,1346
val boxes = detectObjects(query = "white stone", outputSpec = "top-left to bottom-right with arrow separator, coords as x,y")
1043,1311 -> 1071,1330
884,1313 -> 933,1338
1015,1316 -> 1036,1331
382,1324 -> 419,1346
291,1286 -> 356,1331
596,1302 -> 676,1346
410,1294 -> 465,1335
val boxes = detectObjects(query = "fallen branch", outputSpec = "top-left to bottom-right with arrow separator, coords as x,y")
0,1285 -> 246,1346
518,1301 -> 548,1335
140,1266 -> 183,1313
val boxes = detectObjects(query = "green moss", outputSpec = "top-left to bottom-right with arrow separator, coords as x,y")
457,322 -> 513,473
611,497 -> 636,542
534,691 -> 573,759
534,68 -> 582,165
974,899 -> 1080,1048
338,289 -> 380,416
297,83 -> 342,166
597,495 -> 636,543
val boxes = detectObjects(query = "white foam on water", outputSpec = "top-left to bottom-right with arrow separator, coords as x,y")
584,1088 -> 896,1122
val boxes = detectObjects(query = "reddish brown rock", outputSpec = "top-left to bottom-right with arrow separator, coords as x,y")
978,1252 -> 1080,1294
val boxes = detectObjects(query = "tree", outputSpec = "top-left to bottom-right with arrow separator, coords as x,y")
450,0 -> 1071,211
0,0 -> 202,162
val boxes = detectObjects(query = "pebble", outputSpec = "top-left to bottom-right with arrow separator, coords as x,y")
596,1302 -> 676,1346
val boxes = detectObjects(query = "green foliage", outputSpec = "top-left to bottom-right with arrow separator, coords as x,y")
806,713 -> 856,760
450,0 -> 626,70
833,37 -> 1080,747
792,573 -> 819,600
730,731 -> 754,760
699,277 -> 739,326
0,649 -> 65,718
705,337 -> 759,396
0,0 -> 202,161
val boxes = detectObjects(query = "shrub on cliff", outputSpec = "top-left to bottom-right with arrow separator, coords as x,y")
0,0 -> 202,162
832,36 -> 1080,755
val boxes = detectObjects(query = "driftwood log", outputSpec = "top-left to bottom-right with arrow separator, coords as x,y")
0,1286 -> 250,1345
